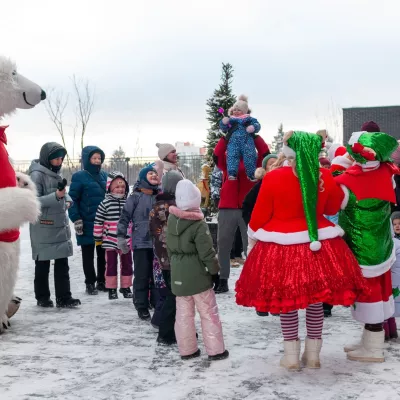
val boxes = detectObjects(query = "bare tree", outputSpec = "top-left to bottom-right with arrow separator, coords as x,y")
72,75 -> 95,150
44,75 -> 96,169
315,98 -> 343,144
44,88 -> 73,169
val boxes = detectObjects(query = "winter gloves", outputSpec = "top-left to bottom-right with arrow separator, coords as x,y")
246,125 -> 255,134
74,220 -> 83,235
247,236 -> 257,254
117,237 -> 130,254
222,117 -> 230,125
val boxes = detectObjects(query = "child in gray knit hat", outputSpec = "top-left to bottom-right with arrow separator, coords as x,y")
149,170 -> 184,344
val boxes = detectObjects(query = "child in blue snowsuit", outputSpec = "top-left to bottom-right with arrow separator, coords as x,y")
219,95 -> 261,181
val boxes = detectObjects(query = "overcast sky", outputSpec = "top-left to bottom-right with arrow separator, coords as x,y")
3,0 -> 400,160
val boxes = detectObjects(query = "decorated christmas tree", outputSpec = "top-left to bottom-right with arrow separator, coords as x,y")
205,63 -> 236,162
272,123 -> 284,153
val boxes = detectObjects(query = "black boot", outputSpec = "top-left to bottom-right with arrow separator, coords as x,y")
109,289 -> 118,300
212,274 -> 220,292
214,279 -> 229,294
56,297 -> 81,308
256,311 -> 269,317
208,349 -> 229,361
37,299 -> 54,308
96,282 -> 107,292
86,284 -> 98,295
157,335 -> 177,345
119,287 -> 133,298
181,349 -> 201,360
137,309 -> 151,321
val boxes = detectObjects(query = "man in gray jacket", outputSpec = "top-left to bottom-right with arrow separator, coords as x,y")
29,143 -> 80,308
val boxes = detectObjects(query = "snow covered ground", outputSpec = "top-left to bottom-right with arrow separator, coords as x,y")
1,225 -> 400,400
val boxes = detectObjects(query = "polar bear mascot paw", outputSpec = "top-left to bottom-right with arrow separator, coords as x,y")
0,56 -> 44,333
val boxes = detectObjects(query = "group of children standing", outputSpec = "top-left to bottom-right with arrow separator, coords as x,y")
28,141 -> 229,362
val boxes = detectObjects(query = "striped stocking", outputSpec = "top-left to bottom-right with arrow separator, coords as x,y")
280,310 -> 299,341
306,303 -> 324,339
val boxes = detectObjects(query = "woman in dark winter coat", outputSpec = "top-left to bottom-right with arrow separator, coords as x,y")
29,142 -> 80,308
68,146 -> 107,295
117,164 -> 160,321
149,170 -> 184,344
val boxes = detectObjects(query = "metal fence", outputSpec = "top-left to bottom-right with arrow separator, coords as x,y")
13,155 -> 207,185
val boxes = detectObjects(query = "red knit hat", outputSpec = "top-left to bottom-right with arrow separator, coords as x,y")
361,121 -> 380,133
319,157 -> 331,167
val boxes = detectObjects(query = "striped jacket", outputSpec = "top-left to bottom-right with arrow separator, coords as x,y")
94,171 -> 129,250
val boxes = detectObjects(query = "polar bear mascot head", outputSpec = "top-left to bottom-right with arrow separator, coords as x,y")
0,56 -> 44,332
0,55 -> 46,119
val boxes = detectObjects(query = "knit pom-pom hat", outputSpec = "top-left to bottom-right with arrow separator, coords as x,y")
156,143 -> 176,161
229,94 -> 250,115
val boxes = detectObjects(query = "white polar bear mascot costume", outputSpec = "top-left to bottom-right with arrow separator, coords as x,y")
0,55 -> 44,332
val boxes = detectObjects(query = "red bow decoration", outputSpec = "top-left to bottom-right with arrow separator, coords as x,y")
351,142 -> 375,161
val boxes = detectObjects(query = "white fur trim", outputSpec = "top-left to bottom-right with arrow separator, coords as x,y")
354,160 -> 380,171
340,185 -> 350,210
282,144 -> 296,159
16,172 -> 37,194
328,143 -> 344,162
0,240 -> 19,332
252,225 -> 344,245
352,295 -> 394,324
310,241 -> 322,251
360,246 -> 396,278
393,175 -> 396,189
0,187 -> 40,232
348,131 -> 366,146
248,226 -> 256,240
331,155 -> 352,170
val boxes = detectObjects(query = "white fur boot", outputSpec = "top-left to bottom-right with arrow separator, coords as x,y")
344,329 -> 365,352
347,330 -> 385,363
280,340 -> 301,371
301,337 -> 322,368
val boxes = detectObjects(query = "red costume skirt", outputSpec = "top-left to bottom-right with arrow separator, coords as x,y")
235,237 -> 368,314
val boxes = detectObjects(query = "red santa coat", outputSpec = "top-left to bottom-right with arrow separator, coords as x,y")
248,166 -> 344,244
214,135 -> 269,209
0,126 -> 19,243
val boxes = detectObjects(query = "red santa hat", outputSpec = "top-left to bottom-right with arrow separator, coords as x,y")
326,143 -> 347,162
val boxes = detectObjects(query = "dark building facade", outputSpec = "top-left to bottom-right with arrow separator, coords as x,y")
343,106 -> 400,144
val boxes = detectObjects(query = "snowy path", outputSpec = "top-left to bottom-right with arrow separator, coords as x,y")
1,225 -> 400,399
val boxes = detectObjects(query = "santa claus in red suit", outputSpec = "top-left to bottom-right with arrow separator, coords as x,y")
0,56 -> 43,332
213,133 -> 269,293
236,130 -> 367,371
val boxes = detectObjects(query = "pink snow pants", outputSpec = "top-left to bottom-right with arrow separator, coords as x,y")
175,288 -> 225,357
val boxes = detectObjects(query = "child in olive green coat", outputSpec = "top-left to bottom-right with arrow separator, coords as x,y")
167,179 -> 229,361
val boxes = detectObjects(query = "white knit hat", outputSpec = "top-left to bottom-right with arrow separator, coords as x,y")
156,142 -> 176,160
229,94 -> 249,115
175,179 -> 202,211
